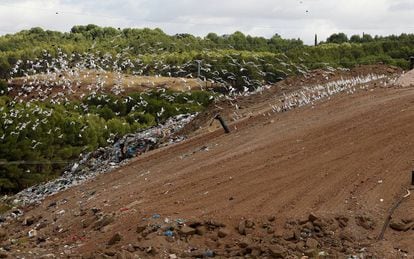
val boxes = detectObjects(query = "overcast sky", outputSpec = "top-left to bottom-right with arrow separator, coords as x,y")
1,0 -> 413,44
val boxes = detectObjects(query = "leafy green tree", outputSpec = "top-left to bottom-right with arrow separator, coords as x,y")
326,33 -> 349,44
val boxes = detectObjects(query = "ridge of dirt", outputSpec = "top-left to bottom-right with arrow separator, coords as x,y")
178,64 -> 401,137
1,65 -> 414,258
8,70 -> 207,101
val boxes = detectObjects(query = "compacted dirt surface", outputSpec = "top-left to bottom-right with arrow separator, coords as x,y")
1,65 -> 414,258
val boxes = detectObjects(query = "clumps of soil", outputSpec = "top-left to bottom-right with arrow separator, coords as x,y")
76,212 -> 409,258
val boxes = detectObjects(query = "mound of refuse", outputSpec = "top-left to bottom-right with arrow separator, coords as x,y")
9,114 -> 196,205
396,69 -> 414,87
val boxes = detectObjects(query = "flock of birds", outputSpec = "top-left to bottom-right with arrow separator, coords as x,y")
2,44 -> 311,148
0,40 -> 391,151
269,74 -> 388,114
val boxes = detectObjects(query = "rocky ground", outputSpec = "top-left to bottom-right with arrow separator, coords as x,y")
1,65 -> 414,258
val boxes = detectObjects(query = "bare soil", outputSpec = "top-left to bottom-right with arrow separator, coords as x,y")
8,70 -> 208,101
1,65 -> 414,258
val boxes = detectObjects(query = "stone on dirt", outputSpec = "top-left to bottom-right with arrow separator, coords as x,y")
107,232 -> 122,246
268,244 -> 287,258
93,214 -> 114,230
179,225 -> 196,236
389,220 -> 414,231
306,238 -> 319,249
218,228 -> 230,238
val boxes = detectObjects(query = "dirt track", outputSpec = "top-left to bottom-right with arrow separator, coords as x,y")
2,67 -> 414,258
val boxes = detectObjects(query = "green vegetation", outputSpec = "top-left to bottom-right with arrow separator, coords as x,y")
0,90 -> 212,193
1,26 -> 414,80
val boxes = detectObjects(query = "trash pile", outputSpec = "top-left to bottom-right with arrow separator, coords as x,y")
10,113 -> 197,205
271,74 -> 390,113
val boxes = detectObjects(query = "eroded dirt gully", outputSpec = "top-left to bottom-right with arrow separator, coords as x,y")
2,65 -> 414,258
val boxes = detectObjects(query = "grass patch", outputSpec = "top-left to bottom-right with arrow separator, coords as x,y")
0,202 -> 12,214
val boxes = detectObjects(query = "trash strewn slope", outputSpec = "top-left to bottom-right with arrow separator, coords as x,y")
1,65 -> 414,258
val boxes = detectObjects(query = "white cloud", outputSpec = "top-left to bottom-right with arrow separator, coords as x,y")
0,0 -> 413,44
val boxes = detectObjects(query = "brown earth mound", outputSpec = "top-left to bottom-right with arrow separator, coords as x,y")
1,65 -> 413,258
178,64 -> 401,137
8,70 -> 208,101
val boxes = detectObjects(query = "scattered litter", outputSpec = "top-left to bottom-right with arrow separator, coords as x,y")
10,114 -> 197,205
164,230 -> 174,237
57,210 -> 65,215
28,229 -> 37,238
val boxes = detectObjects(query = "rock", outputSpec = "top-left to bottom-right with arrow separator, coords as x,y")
293,229 -> 302,240
251,246 -> 262,257
125,244 -> 135,252
238,220 -> 246,235
91,207 -> 101,214
36,236 -> 47,244
104,250 -> 116,256
268,216 -> 276,222
296,241 -> 306,252
313,219 -> 328,230
93,214 -> 114,230
205,220 -> 226,228
245,219 -> 255,228
268,244 -> 287,258
187,220 -> 203,228
402,218 -> 414,224
238,237 -> 251,248
116,251 -> 134,259
23,216 -> 35,226
389,220 -> 414,231
303,221 -> 314,231
218,228 -> 230,238
356,215 -> 375,230
336,216 -> 348,228
35,221 -> 48,230
308,212 -> 318,222
287,242 -> 297,250
81,217 -> 95,229
179,225 -> 196,236
47,201 -> 57,208
136,224 -> 147,234
282,230 -> 295,241
304,249 -> 316,257
306,238 -> 319,249
196,225 -> 207,235
107,233 -> 122,246
267,227 -> 275,234
339,230 -> 355,242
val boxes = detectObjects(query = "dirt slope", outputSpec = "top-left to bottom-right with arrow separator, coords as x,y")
8,70 -> 207,101
2,68 -> 414,258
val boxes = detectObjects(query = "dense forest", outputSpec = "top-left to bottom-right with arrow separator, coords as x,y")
1,25 -> 414,194
1,25 -> 414,80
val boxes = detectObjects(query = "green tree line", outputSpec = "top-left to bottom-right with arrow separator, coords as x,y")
1,25 -> 414,80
